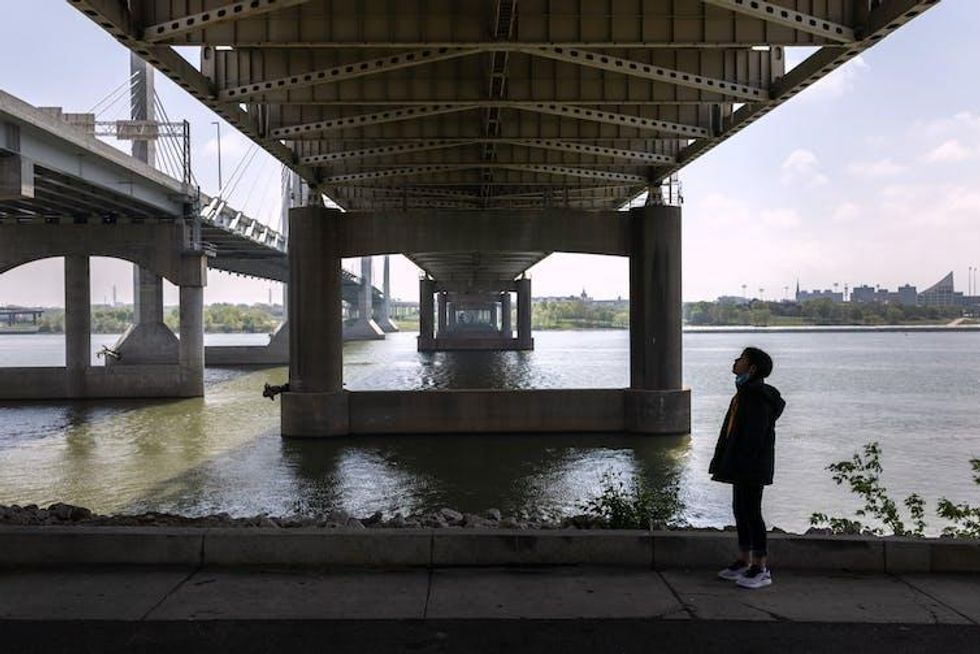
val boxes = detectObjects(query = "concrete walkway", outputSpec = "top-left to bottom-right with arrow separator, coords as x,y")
1,566 -> 977,653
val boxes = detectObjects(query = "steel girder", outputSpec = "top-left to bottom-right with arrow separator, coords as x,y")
68,0 -> 941,285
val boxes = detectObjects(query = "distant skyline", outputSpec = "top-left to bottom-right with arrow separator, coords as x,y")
1,1 -> 978,307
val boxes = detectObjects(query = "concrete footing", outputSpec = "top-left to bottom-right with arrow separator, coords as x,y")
111,322 -> 179,364
0,365 -> 199,399
343,318 -> 385,340
280,388 -> 690,437
205,322 -> 289,366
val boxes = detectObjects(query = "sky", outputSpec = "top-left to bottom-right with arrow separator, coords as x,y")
1,1 -> 978,306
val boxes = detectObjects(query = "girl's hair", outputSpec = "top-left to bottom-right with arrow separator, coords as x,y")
742,347 -> 773,379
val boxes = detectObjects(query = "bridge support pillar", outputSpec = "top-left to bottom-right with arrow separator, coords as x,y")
281,207 -> 349,437
374,254 -> 399,333
500,292 -> 512,337
112,267 -> 179,364
418,278 -> 435,350
516,277 -> 533,350
64,255 -> 90,396
436,292 -> 448,335
346,257 -> 384,340
625,205 -> 690,434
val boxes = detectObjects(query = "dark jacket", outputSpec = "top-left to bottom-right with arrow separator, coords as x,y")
709,380 -> 785,486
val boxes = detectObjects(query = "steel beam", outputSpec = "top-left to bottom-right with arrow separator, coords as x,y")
298,140 -> 474,165
324,165 -> 479,185
143,0 -> 310,42
497,139 -> 675,164
494,164 -> 647,184
514,46 -> 767,102
270,104 -> 479,139
506,102 -> 711,138
701,0 -> 856,43
326,163 -> 646,185
219,48 -> 481,101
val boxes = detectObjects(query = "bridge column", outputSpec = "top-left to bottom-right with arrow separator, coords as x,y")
374,254 -> 399,333
437,292 -> 448,335
112,267 -> 179,364
625,205 -> 690,434
64,255 -> 90,396
177,255 -> 206,397
516,278 -> 533,350
418,278 -> 435,350
282,206 -> 349,436
501,292 -> 512,337
346,256 -> 384,340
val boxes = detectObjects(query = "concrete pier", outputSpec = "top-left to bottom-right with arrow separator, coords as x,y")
282,207 -> 349,436
345,257 -> 384,340
0,224 -> 208,399
374,254 -> 399,333
281,206 -> 688,437
626,205 -> 690,434
64,255 -> 90,396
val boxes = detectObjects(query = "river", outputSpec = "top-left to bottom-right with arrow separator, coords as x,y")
1,330 -> 978,534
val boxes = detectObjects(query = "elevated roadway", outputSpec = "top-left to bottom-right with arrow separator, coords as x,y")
65,0 -> 942,436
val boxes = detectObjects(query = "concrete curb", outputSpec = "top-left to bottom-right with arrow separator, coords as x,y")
1,527 -> 978,572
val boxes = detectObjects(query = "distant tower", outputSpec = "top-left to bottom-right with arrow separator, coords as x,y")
795,278 -> 800,302
112,284 -> 117,307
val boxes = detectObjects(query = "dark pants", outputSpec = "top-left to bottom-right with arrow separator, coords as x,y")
733,483 -> 766,557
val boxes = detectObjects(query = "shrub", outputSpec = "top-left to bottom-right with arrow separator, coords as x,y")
578,470 -> 685,530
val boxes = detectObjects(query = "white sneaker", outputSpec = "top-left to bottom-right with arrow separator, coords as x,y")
717,560 -> 750,581
736,565 -> 772,589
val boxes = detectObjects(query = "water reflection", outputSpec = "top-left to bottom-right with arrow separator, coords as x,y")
278,432 -> 690,519
416,350 -> 534,389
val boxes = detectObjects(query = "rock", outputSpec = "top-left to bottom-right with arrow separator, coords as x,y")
805,527 -> 832,536
439,508 -> 464,523
499,517 -> 521,529
258,517 -> 279,528
386,514 -> 407,528
363,511 -> 384,527
562,514 -> 604,529
345,518 -> 365,529
462,513 -> 493,529
485,508 -> 502,521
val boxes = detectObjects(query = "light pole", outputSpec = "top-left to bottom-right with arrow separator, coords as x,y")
211,121 -> 223,195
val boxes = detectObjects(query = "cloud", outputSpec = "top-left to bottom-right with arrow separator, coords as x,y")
761,208 -> 802,229
924,139 -> 975,163
780,149 -> 828,187
831,202 -> 860,223
846,158 -> 906,177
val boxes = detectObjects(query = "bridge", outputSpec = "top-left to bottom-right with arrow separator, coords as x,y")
0,85 -> 391,392
8,0 -> 941,435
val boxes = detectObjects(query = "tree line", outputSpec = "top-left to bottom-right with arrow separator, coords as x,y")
684,299 -> 964,327
36,303 -> 283,334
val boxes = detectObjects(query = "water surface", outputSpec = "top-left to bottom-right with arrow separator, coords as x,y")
1,330 -> 978,534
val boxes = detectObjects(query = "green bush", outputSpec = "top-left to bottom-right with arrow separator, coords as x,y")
810,442 -> 978,538
578,471 -> 685,530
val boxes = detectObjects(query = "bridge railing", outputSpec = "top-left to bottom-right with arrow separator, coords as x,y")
199,195 -> 287,253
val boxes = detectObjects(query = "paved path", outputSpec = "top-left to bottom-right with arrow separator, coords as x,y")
1,566 -> 978,652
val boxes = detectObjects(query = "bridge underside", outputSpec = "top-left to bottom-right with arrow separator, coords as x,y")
65,0 -> 939,435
